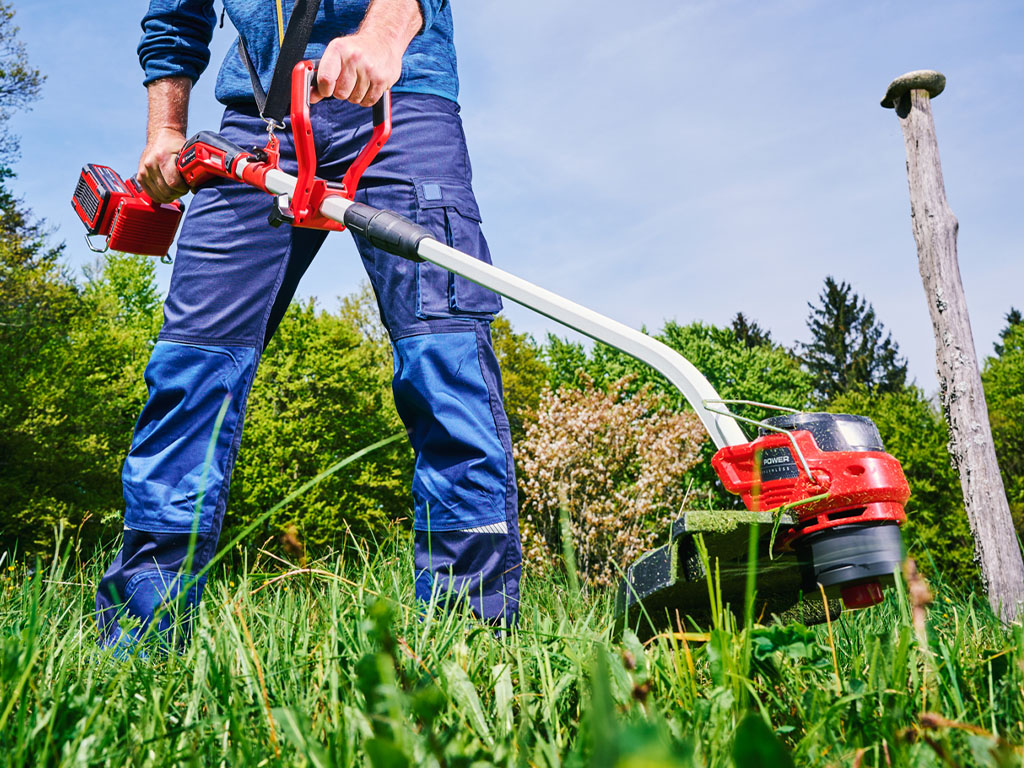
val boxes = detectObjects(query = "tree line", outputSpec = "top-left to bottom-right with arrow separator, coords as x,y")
4,208 -> 1021,586
2,1 -> 1021,585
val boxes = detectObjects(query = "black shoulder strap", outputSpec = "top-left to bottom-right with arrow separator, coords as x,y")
236,0 -> 320,125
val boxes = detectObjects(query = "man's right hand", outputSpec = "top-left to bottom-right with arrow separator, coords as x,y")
137,128 -> 189,203
138,76 -> 193,203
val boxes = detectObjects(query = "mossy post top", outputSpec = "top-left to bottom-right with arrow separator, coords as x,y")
881,70 -> 946,108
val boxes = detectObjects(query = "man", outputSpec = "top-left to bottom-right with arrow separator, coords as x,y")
96,0 -> 521,648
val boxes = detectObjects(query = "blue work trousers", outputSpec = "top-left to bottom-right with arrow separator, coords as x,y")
95,95 -> 522,647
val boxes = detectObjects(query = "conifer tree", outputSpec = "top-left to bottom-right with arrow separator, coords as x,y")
800,276 -> 908,401
993,307 -> 1022,356
730,312 -> 772,348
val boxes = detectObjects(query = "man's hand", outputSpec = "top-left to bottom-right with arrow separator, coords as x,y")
311,0 -> 422,107
312,30 -> 404,107
138,128 -> 188,203
138,77 -> 191,203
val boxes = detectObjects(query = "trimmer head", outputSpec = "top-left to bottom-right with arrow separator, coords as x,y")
712,411 -> 909,610
795,521 -> 904,608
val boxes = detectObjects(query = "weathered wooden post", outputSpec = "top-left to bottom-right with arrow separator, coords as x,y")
882,70 -> 1024,621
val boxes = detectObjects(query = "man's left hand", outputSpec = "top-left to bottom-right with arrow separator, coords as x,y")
312,30 -> 404,107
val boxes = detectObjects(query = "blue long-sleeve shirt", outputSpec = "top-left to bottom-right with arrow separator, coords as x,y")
139,0 -> 459,105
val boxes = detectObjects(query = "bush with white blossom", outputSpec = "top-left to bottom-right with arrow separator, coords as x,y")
517,376 -> 706,587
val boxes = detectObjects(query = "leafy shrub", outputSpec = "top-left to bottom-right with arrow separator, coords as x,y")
0,248 -> 159,554
545,321 -> 813,415
516,377 -> 706,587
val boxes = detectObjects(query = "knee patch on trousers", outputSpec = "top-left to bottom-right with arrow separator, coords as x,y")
392,331 -> 508,531
122,341 -> 256,534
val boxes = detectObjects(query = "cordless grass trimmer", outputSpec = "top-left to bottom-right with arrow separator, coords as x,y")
72,59 -> 909,616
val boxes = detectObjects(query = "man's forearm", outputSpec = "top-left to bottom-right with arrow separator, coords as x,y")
138,77 -> 192,202
146,76 -> 192,140
359,0 -> 423,53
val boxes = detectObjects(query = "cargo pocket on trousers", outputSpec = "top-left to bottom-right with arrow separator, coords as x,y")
413,178 -> 503,320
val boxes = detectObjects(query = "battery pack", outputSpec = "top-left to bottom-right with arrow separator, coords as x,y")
72,164 -> 131,235
71,165 -> 183,257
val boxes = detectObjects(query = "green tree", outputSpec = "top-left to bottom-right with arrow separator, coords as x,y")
658,321 -> 813,412
545,321 -> 812,418
993,307 -> 1022,357
543,332 -> 592,393
0,249 -> 161,553
983,310 -> 1024,531
0,237 -> 77,550
0,12 -> 145,553
0,167 -> 75,552
0,0 -> 59,423
828,386 -> 976,584
227,299 -> 413,553
800,277 -> 907,401
731,312 -> 772,348
0,1 -> 43,164
0,185 -> 75,416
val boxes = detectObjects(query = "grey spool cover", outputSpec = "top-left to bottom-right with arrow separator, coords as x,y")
761,412 -> 884,453
797,522 -> 905,590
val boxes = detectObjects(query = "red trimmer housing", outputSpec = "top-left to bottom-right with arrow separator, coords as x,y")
712,412 -> 910,610
72,164 -> 183,257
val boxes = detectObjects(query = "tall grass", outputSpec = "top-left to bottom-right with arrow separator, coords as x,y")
1,524 -> 1022,767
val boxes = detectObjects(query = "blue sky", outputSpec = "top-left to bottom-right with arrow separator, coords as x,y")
8,0 -> 1023,394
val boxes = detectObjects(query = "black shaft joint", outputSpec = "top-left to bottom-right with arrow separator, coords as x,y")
343,203 -> 431,262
